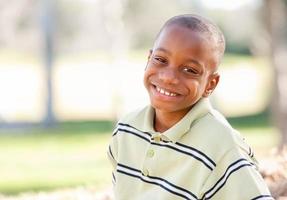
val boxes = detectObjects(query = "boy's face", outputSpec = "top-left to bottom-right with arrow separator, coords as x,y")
144,24 -> 220,116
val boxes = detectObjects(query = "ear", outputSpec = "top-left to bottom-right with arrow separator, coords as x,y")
145,49 -> 153,70
203,73 -> 220,97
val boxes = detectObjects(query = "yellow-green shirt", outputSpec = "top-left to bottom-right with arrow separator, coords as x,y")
108,98 -> 273,200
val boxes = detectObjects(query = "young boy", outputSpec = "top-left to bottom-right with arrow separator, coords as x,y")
107,14 -> 273,200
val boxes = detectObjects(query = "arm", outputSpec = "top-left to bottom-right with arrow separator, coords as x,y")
199,148 -> 273,200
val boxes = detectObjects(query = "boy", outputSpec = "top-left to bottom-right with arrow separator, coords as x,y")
107,14 -> 273,200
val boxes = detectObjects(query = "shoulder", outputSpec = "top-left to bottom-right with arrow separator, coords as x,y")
209,109 -> 254,161
186,107 -> 253,163
189,108 -> 235,147
194,110 -> 271,198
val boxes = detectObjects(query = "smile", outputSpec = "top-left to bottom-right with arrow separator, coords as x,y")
155,86 -> 178,97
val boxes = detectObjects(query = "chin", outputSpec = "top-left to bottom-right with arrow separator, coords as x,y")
151,101 -> 182,113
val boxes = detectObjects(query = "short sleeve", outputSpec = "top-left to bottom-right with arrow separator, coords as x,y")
199,147 -> 273,200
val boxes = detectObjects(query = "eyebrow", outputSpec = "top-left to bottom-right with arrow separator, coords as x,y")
154,47 -> 172,55
186,59 -> 203,70
154,47 -> 203,68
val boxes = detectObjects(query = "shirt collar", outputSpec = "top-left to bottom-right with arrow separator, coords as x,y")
142,98 -> 212,143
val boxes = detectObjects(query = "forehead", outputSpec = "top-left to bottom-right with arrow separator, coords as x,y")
156,24 -> 207,45
154,25 -> 218,69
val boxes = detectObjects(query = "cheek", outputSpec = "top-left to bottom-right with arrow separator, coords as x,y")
143,68 -> 152,87
185,81 -> 201,98
143,73 -> 148,88
144,64 -> 155,80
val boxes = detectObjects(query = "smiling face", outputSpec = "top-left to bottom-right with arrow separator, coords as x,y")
144,24 -> 220,118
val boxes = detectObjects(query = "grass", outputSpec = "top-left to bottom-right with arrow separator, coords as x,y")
0,120 -> 279,196
0,122 -> 114,195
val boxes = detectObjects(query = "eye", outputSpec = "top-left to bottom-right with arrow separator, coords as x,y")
153,56 -> 167,64
182,66 -> 198,75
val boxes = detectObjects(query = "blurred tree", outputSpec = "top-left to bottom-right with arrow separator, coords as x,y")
41,0 -> 56,126
264,0 -> 287,148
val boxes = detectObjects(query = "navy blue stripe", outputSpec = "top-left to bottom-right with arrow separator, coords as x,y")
117,163 -> 142,173
152,138 -> 169,143
251,195 -> 274,200
117,128 -> 150,142
114,122 -> 151,137
108,145 -> 115,160
204,158 -> 245,196
147,173 -> 198,199
202,158 -> 252,199
117,169 -> 193,200
112,129 -> 118,136
205,163 -> 252,199
118,123 -> 152,137
117,163 -> 198,200
175,142 -> 216,167
115,123 -> 214,170
153,138 -> 215,168
112,172 -> 116,182
151,142 -> 213,170
248,146 -> 254,158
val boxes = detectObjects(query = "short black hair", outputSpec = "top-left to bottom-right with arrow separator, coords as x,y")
157,14 -> 225,66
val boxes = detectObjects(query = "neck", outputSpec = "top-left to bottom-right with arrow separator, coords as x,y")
154,109 -> 189,133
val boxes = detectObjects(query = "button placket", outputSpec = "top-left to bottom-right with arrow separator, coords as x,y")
142,136 -> 157,176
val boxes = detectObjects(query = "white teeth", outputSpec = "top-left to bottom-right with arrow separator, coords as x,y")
156,86 -> 177,97
164,91 -> 170,96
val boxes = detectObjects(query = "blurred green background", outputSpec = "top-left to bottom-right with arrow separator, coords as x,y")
0,0 -> 286,197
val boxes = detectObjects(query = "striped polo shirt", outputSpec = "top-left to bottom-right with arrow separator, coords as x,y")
107,98 -> 273,200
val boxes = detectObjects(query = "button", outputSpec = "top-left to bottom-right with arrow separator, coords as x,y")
153,133 -> 161,142
147,149 -> 155,158
154,136 -> 161,142
143,168 -> 149,176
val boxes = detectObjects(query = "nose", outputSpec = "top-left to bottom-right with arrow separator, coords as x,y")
158,68 -> 179,85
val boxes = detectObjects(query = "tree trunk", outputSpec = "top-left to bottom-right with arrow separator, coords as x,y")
41,0 -> 56,127
265,0 -> 287,149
